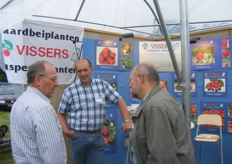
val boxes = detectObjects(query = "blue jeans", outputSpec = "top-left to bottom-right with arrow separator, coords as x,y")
68,131 -> 104,164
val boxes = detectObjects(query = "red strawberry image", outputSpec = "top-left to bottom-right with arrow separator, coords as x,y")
102,127 -> 108,136
103,138 -> 108,145
222,39 -> 230,48
222,49 -> 230,58
196,52 -> 204,61
107,136 -> 113,143
3,49 -> 10,57
159,80 -> 165,88
125,45 -> 130,52
110,51 -> 116,59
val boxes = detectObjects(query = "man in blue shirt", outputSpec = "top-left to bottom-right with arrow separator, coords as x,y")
58,58 -> 132,164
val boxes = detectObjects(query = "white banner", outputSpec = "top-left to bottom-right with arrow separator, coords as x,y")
1,20 -> 84,84
139,41 -> 181,72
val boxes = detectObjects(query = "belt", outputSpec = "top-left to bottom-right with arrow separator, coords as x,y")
77,129 -> 101,134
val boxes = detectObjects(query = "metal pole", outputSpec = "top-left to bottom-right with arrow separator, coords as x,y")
74,0 -> 86,21
179,0 -> 191,128
152,0 -> 182,84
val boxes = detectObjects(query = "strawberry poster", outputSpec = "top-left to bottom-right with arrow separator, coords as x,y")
139,41 -> 181,72
159,72 -> 172,92
1,20 -> 84,84
173,72 -> 197,97
227,103 -> 232,134
94,72 -> 118,108
200,102 -> 228,134
102,110 -> 117,154
203,71 -> 227,97
191,103 -> 197,128
191,37 -> 232,70
95,39 -> 137,71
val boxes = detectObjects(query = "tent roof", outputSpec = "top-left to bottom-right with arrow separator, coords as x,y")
1,0 -> 232,38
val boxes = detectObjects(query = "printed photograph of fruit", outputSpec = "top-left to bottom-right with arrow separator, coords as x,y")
191,104 -> 197,112
121,57 -> 132,69
96,47 -> 118,65
159,80 -> 168,92
192,46 -> 215,65
108,81 -> 117,91
228,104 -> 232,117
222,49 -> 230,58
121,43 -> 132,55
228,120 -> 232,132
102,120 -> 116,146
202,109 -> 225,128
222,39 -> 230,48
204,79 -> 225,92
222,58 -> 231,68
191,112 -> 197,127
174,80 -> 195,92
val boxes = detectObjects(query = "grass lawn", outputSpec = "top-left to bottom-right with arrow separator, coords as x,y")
0,111 -> 14,164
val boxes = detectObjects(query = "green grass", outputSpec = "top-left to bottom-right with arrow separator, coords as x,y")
0,111 -> 14,163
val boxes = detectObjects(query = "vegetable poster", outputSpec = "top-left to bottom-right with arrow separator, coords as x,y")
94,72 -> 118,108
95,40 -> 137,71
200,102 -> 228,134
102,110 -> 117,154
173,72 -> 197,97
191,37 -> 231,70
203,71 -> 227,97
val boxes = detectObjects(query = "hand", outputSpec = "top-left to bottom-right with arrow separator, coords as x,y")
64,130 -> 77,139
123,121 -> 132,132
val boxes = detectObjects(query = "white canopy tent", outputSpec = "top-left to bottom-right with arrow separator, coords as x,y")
0,0 -> 232,38
1,0 -> 232,126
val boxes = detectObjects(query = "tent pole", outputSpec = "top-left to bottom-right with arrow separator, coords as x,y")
179,0 -> 191,129
74,0 -> 86,21
152,0 -> 182,84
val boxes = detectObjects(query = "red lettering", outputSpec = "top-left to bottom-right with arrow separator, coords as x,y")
38,47 -> 46,57
54,49 -> 61,58
62,49 -> 69,59
16,45 -> 25,55
26,46 -> 29,56
47,48 -> 53,58
29,46 -> 37,56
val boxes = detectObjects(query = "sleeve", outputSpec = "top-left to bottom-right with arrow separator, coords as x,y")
144,106 -> 178,164
58,88 -> 71,113
32,106 -> 67,164
103,80 -> 121,104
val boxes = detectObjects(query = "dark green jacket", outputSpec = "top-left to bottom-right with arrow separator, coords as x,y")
130,86 -> 195,164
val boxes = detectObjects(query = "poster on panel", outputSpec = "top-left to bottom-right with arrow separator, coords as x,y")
139,41 -> 181,72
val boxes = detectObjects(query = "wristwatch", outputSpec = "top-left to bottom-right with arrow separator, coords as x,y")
124,119 -> 130,123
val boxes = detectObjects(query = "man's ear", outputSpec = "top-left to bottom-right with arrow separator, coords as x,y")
34,76 -> 42,86
138,73 -> 145,83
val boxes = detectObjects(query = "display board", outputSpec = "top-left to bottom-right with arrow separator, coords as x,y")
82,37 -> 232,164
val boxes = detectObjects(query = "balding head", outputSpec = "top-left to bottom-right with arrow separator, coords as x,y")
133,62 -> 159,84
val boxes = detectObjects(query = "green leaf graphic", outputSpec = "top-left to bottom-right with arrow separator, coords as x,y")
4,40 -> 13,50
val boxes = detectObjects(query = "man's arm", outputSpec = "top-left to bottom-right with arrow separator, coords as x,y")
57,112 -> 76,138
116,98 -> 132,132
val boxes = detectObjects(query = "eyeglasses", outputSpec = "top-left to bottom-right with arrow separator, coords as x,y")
128,74 -> 138,83
38,75 -> 58,82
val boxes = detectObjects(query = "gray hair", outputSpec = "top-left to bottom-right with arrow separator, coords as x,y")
134,62 -> 159,83
27,61 -> 53,84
